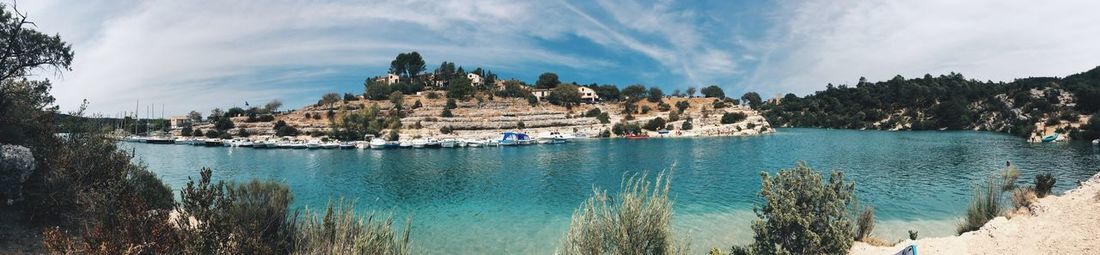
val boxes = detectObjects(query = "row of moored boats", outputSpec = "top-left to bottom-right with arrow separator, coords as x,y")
124,131 -> 578,150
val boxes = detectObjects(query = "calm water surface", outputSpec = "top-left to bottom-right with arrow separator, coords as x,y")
124,128 -> 1100,253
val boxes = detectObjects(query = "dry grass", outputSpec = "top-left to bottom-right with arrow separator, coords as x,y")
957,178 -> 1003,234
293,199 -> 411,255
1010,186 -> 1038,215
557,171 -> 686,255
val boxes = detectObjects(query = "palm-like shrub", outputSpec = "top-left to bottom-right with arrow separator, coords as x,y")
854,206 -> 875,242
558,171 -> 684,255
294,199 -> 411,255
746,162 -> 856,254
957,179 -> 1003,234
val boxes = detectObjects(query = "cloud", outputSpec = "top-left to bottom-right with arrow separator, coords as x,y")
743,0 -> 1100,98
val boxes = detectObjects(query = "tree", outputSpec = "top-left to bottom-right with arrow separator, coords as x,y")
721,112 -> 747,124
933,97 -> 971,130
187,111 -> 203,122
686,87 -> 697,97
215,117 -> 235,131
226,107 -> 246,117
496,80 -> 533,98
546,84 -> 582,108
741,92 -> 763,109
0,4 -> 74,81
746,162 -> 856,254
389,51 -> 426,80
622,84 -> 648,102
389,91 -> 404,109
320,92 -> 341,107
643,117 -> 667,131
647,87 -> 664,103
675,101 -> 690,112
595,84 -> 620,101
701,85 -> 724,98
536,72 -> 561,89
262,100 -> 282,114
447,76 -> 474,99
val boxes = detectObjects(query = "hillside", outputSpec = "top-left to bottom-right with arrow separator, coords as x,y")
758,66 -> 1100,142
198,92 -> 773,141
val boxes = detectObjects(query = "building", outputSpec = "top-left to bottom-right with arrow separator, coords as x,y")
168,116 -> 191,129
374,73 -> 400,85
532,86 -> 601,103
578,86 -> 600,103
467,73 -> 483,87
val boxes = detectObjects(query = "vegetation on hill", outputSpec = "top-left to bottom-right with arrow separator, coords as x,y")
753,68 -> 1100,139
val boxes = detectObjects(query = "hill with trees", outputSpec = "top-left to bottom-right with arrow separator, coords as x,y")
752,66 -> 1100,141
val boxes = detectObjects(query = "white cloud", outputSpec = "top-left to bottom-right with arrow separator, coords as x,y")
744,0 -> 1100,98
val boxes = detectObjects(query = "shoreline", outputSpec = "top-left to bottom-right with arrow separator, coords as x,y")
850,171 -> 1100,254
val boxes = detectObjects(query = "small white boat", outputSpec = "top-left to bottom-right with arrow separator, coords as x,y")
174,138 -> 190,144
306,139 -> 322,149
399,141 -> 412,148
369,138 -> 388,149
411,139 -> 428,148
1093,139 -> 1099,145
536,132 -> 569,144
466,139 -> 485,147
321,142 -> 340,149
440,138 -> 457,148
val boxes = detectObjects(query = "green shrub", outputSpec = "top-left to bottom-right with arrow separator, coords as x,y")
584,108 -> 602,117
720,112 -> 747,124
643,117 -> 667,131
294,199 -> 411,255
224,180 -> 297,254
128,167 -> 174,210
1034,173 -> 1056,198
908,230 -> 918,240
854,206 -> 875,242
441,108 -> 453,117
747,162 -> 856,254
681,118 -> 693,130
957,178 -> 1003,234
557,171 -> 684,255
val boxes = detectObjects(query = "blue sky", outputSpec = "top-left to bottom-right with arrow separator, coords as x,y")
20,0 -> 1100,116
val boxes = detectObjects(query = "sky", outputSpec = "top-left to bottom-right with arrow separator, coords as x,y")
17,0 -> 1100,116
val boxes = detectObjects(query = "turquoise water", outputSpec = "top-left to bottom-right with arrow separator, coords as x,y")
124,128 -> 1100,253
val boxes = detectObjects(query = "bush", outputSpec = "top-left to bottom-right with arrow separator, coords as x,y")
908,230 -> 918,240
557,171 -> 683,255
440,126 -> 453,134
517,121 -> 526,129
441,108 -> 453,117
746,162 -> 856,254
426,91 -> 439,99
681,118 -> 693,130
446,98 -> 457,109
295,200 -> 411,255
596,113 -> 610,124
957,178 -> 1004,234
643,117 -> 667,131
657,102 -> 671,112
720,112 -> 747,124
1034,173 -> 1056,198
675,101 -> 690,112
641,105 -> 651,114
854,206 -> 875,242
1011,186 -> 1037,212
584,108 -> 602,118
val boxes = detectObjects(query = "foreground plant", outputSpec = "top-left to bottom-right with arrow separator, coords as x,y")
294,199 -> 411,255
957,165 -> 1019,234
743,162 -> 857,255
557,171 -> 684,255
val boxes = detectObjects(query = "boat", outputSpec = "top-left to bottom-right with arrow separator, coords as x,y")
189,138 -> 206,146
1041,133 -> 1059,143
125,136 -> 147,143
339,142 -> 355,149
440,138 -> 457,148
306,140 -> 322,149
203,139 -> 224,147
238,140 -> 254,147
369,138 -> 388,149
500,132 -> 535,146
625,133 -> 650,140
1093,139 -> 1099,145
536,132 -> 568,144
321,142 -> 340,149
145,136 -> 175,144
657,129 -> 670,136
411,139 -> 428,148
425,139 -> 442,148
174,138 -> 190,144
399,141 -> 412,148
466,139 -> 485,147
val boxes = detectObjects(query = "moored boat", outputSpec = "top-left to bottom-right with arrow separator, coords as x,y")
1042,133 -> 1059,143
625,133 -> 650,140
369,138 -> 388,149
440,138 -> 457,148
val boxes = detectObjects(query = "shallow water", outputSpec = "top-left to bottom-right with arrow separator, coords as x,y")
125,128 -> 1100,253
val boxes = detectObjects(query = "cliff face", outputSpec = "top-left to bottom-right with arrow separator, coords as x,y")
211,94 -> 774,140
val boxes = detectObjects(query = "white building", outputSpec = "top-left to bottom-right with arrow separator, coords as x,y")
532,87 -> 601,103
375,73 -> 400,85
467,73 -> 483,87
578,86 -> 600,103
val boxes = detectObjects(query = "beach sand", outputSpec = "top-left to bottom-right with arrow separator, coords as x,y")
850,172 -> 1100,255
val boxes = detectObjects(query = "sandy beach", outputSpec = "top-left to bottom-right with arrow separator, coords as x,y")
850,172 -> 1100,255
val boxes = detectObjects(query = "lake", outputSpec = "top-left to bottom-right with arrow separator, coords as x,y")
123,128 -> 1100,253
